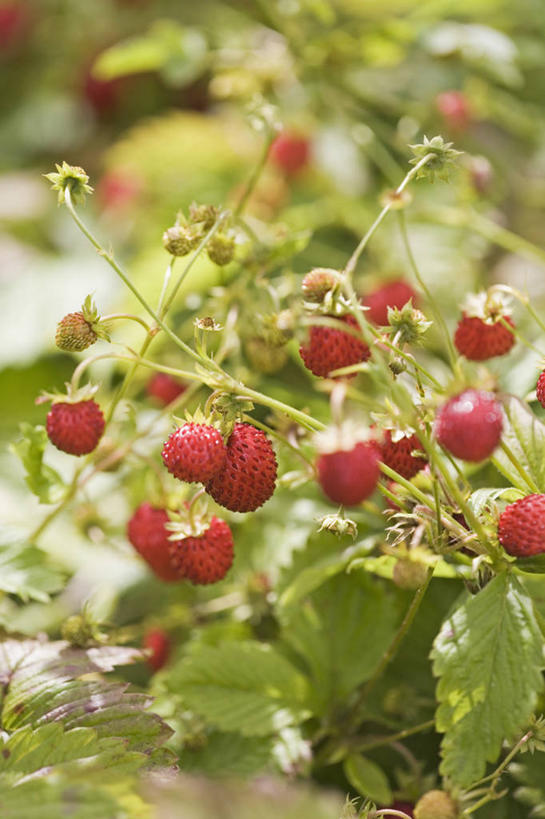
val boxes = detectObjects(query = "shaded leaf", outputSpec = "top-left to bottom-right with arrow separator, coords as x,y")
344,753 -> 392,805
10,424 -> 65,504
0,529 -> 65,602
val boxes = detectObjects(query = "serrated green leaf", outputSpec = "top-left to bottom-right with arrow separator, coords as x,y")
467,487 -> 523,519
344,754 -> 392,804
180,731 -> 274,777
10,424 -> 65,504
492,397 -> 545,492
431,573 -> 545,787
280,572 -> 398,714
0,529 -> 65,602
174,641 -> 310,736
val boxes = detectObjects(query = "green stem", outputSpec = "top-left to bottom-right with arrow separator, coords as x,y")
234,130 -> 275,218
497,440 -> 541,494
242,413 -> 315,471
462,731 -> 531,816
350,719 -> 435,754
100,313 -> 151,332
236,384 -> 325,432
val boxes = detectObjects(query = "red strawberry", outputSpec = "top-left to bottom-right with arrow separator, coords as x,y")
270,132 -> 310,175
46,400 -> 105,456
436,90 -> 471,131
168,516 -> 234,584
127,503 -> 181,582
162,423 -> 227,484
147,373 -> 186,406
380,430 -> 427,479
0,2 -> 29,49
97,170 -> 142,210
143,627 -> 171,672
300,315 -> 370,378
536,370 -> 545,408
498,494 -> 545,557
454,314 -> 515,361
362,280 -> 417,326
206,423 -> 277,512
435,389 -> 503,462
317,441 -> 380,506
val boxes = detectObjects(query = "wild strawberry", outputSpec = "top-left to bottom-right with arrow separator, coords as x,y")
147,373 -> 186,406
207,233 -> 235,266
168,516 -> 234,584
0,2 -> 29,49
362,280 -> 417,326
46,400 -> 105,456
498,494 -> 545,557
206,423 -> 277,513
454,314 -> 515,360
436,90 -> 471,131
55,312 -> 97,352
380,430 -> 427,479
270,132 -> 310,175
435,389 -> 503,462
536,370 -> 545,408
301,268 -> 340,303
317,441 -> 380,506
163,225 -> 201,256
414,790 -> 459,819
143,627 -> 171,672
97,170 -> 141,210
299,315 -> 370,378
127,503 -> 181,582
162,423 -> 227,484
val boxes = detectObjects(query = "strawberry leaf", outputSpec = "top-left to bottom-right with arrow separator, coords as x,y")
10,424 -> 65,504
0,528 -> 65,603
344,754 -> 393,805
431,573 -> 545,787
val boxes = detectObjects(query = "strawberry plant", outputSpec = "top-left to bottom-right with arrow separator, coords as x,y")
5,3 -> 545,818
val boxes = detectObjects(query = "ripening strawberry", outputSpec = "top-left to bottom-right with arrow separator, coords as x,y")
436,90 -> 471,132
162,423 -> 227,484
146,373 -> 186,406
414,790 -> 459,819
454,314 -> 515,361
380,430 -> 427,479
0,2 -> 29,49
317,441 -> 380,506
97,170 -> 141,210
168,516 -> 234,584
301,268 -> 340,303
435,389 -> 503,462
498,494 -> 545,557
46,400 -> 105,456
206,423 -> 277,512
143,628 -> 171,672
299,315 -> 370,378
362,279 -> 417,326
270,132 -> 310,175
55,312 -> 97,352
127,503 -> 181,582
536,370 -> 545,408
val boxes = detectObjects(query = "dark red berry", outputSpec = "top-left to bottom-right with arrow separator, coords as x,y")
536,371 -> 545,409
380,430 -> 427,479
300,315 -> 370,378
498,494 -> 545,557
362,280 -> 417,326
435,389 -> 503,462
127,503 -> 181,582
270,132 -> 310,175
143,628 -> 171,672
317,441 -> 380,506
46,400 -> 105,456
162,423 -> 227,484
147,373 -> 186,406
168,516 -> 234,584
454,314 -> 515,361
206,423 -> 277,513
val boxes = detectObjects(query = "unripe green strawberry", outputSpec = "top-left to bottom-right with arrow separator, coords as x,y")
189,202 -> 219,230
245,337 -> 288,374
207,233 -> 235,266
56,312 -> 97,352
301,268 -> 340,303
414,790 -> 458,819
392,559 -> 429,590
163,225 -> 201,256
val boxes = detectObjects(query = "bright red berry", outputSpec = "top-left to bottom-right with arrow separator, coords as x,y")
299,315 -> 370,378
435,389 -> 503,462
46,400 -> 105,456
206,423 -> 277,513
55,311 -> 97,352
317,441 -> 380,506
143,628 -> 171,672
436,90 -> 471,131
162,423 -> 227,484
270,132 -> 310,175
127,503 -> 181,582
147,373 -> 186,406
380,430 -> 427,480
362,280 -> 417,326
168,516 -> 234,584
454,314 -> 515,361
536,371 -> 545,408
498,494 -> 545,557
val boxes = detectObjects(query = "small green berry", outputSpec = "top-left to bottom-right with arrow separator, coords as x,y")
207,233 -> 235,266
56,312 -> 97,352
163,225 -> 201,256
